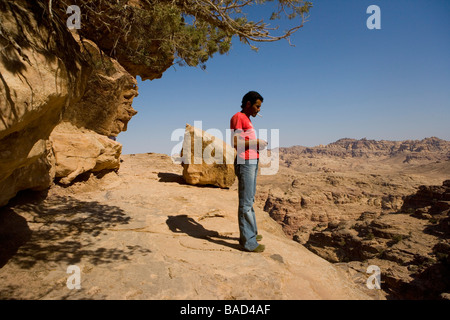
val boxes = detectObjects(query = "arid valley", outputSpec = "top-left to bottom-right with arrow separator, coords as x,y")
258,137 -> 450,299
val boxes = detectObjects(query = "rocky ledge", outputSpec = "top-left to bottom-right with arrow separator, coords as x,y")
0,153 -> 376,300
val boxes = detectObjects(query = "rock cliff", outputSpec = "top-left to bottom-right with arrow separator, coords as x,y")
49,37 -> 138,185
1,1 -> 449,301
280,137 -> 449,162
305,180 -> 450,299
0,1 -> 89,206
0,1 -> 170,205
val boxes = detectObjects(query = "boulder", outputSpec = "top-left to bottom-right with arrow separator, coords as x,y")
180,124 -> 236,188
50,122 -> 122,185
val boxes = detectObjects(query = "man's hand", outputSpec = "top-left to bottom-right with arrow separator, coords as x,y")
233,136 -> 268,151
257,139 -> 268,150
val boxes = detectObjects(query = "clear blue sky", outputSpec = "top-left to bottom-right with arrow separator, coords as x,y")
118,0 -> 450,155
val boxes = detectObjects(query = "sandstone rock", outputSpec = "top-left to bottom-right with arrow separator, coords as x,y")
1,1 -> 148,205
1,2 -> 143,201
61,38 -> 138,138
50,122 -> 122,185
45,37 -> 139,185
0,1 -> 89,206
440,293 -> 450,300
0,141 -> 55,206
180,124 -> 236,188
381,195 -> 404,210
402,181 -> 450,216
257,139 -> 449,299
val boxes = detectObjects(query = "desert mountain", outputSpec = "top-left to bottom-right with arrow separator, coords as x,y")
279,137 -> 449,163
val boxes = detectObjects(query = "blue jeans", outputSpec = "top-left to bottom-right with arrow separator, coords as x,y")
235,158 -> 259,251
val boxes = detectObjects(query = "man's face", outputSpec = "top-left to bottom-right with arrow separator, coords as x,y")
249,99 -> 262,117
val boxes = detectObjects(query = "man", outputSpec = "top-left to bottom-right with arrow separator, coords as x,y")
230,91 -> 267,252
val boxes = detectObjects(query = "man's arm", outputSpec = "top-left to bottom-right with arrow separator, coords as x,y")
233,134 -> 267,151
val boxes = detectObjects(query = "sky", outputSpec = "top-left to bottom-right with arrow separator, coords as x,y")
117,0 -> 450,156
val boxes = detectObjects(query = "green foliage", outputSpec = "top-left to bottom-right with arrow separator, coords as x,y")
49,0 -> 312,72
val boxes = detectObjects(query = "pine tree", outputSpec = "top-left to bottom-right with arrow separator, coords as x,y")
47,0 -> 313,73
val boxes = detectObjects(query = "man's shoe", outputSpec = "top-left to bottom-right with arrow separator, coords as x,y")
251,244 -> 265,253
256,234 -> 263,242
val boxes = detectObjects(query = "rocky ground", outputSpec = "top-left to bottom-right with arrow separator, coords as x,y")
0,137 -> 448,300
0,153 -> 377,300
256,137 -> 450,299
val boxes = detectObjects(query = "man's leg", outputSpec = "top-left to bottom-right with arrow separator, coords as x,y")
237,160 -> 259,251
252,160 -> 259,237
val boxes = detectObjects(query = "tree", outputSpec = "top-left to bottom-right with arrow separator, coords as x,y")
49,0 -> 313,77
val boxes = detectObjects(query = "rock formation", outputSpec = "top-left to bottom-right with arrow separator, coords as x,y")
279,137 -> 450,162
1,1 -> 449,301
180,124 -> 236,188
261,137 -> 450,242
0,1 -> 167,205
50,122 -> 122,185
0,1 -> 89,206
304,180 -> 450,299
59,38 -> 139,139
49,37 -> 138,185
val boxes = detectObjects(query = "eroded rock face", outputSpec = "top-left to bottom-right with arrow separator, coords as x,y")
61,0 -> 175,81
50,122 -> 122,185
256,139 -> 449,299
304,180 -> 450,299
181,124 -> 236,188
48,38 -> 138,185
0,1 -> 89,206
61,38 -> 138,138
0,1 -> 141,205
0,140 -> 56,206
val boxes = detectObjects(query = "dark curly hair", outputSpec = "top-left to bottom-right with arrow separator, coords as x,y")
241,91 -> 263,109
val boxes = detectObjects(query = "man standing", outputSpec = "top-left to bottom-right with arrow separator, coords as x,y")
230,91 -> 267,252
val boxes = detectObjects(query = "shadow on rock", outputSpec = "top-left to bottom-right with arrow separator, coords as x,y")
166,215 -> 241,251
157,172 -> 185,184
0,208 -> 32,268
157,172 -> 224,189
0,189 -> 150,270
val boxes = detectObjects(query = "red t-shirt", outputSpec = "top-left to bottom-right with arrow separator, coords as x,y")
230,111 -> 259,160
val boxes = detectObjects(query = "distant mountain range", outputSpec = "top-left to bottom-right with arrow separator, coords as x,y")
279,137 -> 450,161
